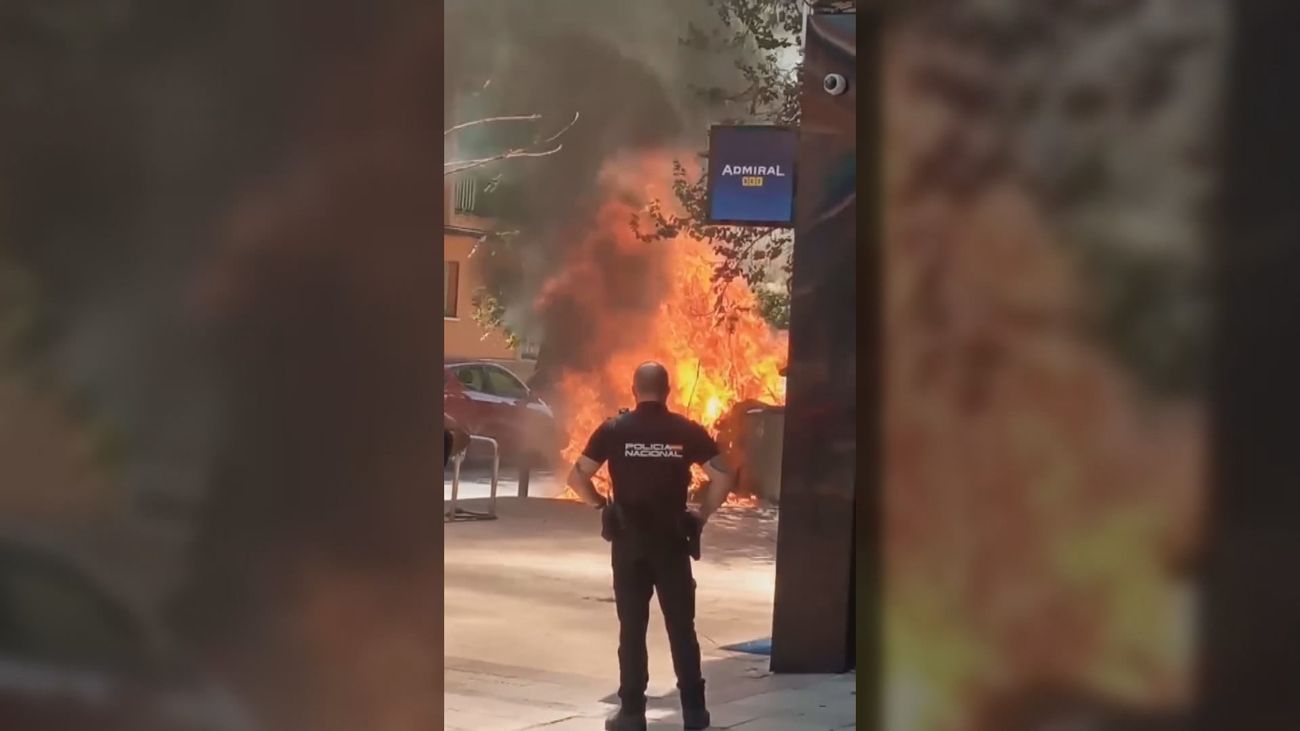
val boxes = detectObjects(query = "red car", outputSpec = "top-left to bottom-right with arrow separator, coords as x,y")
443,360 -> 564,468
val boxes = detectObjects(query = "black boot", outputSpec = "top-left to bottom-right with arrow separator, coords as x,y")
682,706 -> 711,730
681,682 -> 710,730
605,706 -> 647,731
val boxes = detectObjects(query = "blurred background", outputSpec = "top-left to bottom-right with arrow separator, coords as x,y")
881,1 -> 1300,729
0,2 -> 442,730
881,2 -> 1218,728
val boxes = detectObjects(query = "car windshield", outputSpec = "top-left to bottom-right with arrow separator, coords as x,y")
484,366 -> 529,400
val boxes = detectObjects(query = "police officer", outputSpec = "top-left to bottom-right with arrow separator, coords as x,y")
567,362 -> 735,731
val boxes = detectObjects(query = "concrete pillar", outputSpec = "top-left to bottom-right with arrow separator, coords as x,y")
771,9 -> 873,676
1199,1 -> 1300,727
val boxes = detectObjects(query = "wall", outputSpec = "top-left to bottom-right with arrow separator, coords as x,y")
443,231 -> 516,361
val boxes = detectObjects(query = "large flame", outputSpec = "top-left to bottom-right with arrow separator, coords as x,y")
538,154 -> 788,503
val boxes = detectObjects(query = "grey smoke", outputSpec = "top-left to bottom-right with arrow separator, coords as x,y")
445,0 -> 754,385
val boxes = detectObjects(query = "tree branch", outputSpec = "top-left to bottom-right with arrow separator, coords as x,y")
538,111 -> 581,144
443,112 -> 580,176
443,114 -> 541,137
443,144 -> 564,176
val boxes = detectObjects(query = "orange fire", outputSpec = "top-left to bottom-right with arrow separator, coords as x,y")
539,154 -> 787,505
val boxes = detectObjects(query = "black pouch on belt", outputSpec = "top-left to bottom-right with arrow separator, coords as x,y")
682,511 -> 703,561
600,503 -> 621,542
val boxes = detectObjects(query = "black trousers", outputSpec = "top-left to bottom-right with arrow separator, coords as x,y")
611,538 -> 705,711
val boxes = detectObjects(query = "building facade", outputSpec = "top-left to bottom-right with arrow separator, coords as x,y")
443,173 -> 534,375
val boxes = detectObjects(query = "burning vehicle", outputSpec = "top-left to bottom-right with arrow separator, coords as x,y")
518,156 -> 789,506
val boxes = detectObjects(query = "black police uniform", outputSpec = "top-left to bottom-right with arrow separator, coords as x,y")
581,401 -> 719,716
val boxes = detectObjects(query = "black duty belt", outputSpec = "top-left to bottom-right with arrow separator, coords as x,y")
601,503 -> 702,561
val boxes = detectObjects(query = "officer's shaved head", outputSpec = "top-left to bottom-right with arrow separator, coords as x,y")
632,361 -> 670,403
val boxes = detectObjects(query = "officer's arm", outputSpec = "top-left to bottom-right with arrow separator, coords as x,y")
696,455 -> 734,523
567,455 -> 608,509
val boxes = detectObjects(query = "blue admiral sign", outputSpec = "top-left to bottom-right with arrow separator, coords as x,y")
705,125 -> 797,227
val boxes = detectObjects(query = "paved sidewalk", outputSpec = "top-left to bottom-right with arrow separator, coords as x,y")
445,497 -> 855,730
446,655 -> 855,730
447,650 -> 852,723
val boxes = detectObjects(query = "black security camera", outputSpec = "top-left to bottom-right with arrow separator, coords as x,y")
822,73 -> 848,96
